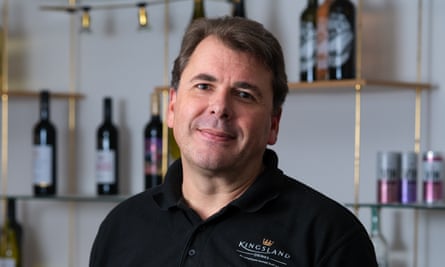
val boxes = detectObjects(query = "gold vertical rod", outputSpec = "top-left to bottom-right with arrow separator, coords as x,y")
67,1 -> 78,267
1,0 -> 9,198
1,0 -> 10,226
412,1 -> 423,267
352,0 -> 363,216
161,0 -> 170,177
353,84 -> 361,216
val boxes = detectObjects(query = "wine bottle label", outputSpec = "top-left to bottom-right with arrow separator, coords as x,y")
145,137 -> 162,176
300,22 -> 317,72
316,17 -> 329,71
96,150 -> 116,183
327,12 -> 354,68
0,258 -> 17,267
32,145 -> 53,186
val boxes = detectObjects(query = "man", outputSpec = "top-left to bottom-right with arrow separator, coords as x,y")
90,16 -> 377,266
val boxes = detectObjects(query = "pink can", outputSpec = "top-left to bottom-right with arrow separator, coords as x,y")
422,151 -> 444,204
377,151 -> 401,203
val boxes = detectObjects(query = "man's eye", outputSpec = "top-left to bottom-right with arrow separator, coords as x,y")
196,84 -> 210,90
237,91 -> 254,100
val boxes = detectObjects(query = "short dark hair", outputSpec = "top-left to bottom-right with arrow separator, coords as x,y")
171,16 -> 288,115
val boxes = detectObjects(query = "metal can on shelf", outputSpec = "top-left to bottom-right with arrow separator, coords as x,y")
422,151 -> 444,204
401,151 -> 418,204
377,151 -> 401,203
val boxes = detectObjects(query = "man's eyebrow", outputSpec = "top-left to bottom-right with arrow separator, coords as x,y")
190,73 -> 217,83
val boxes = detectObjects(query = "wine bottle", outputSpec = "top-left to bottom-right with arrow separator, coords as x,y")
231,0 -> 246,18
316,0 -> 333,80
96,97 -> 119,195
300,0 -> 318,82
144,92 -> 163,189
370,207 -> 389,267
0,200 -> 20,267
33,90 -> 57,196
191,0 -> 205,22
327,0 -> 355,80
0,199 -> 22,267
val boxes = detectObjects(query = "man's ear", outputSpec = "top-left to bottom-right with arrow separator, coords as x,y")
267,108 -> 281,145
167,88 -> 177,128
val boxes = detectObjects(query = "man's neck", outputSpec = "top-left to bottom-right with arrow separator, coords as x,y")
181,163 -> 263,220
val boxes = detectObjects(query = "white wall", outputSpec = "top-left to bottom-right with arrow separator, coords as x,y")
1,0 -> 444,266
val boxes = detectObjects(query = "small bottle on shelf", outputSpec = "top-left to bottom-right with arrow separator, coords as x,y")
144,92 -> 163,189
376,151 -> 401,204
231,0 -> 246,18
327,0 -> 355,80
401,151 -> 418,204
0,199 -> 21,266
422,151 -> 443,204
33,90 -> 57,196
96,97 -> 119,195
316,0 -> 333,80
191,0 -> 205,22
300,0 -> 318,82
370,207 -> 389,267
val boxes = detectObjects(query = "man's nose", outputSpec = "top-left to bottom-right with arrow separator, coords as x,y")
209,89 -> 233,119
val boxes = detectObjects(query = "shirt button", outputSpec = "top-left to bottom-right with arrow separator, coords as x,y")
188,249 -> 196,256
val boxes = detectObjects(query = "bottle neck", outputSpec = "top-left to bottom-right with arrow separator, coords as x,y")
7,198 -> 16,222
39,90 -> 50,121
232,0 -> 245,17
308,0 -> 318,7
150,93 -> 160,117
103,98 -> 112,123
371,207 -> 381,235
192,0 -> 205,20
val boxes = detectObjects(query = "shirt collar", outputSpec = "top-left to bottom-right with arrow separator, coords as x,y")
152,149 -> 284,213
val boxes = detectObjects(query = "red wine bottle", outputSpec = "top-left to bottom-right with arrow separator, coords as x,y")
96,97 -> 119,195
300,0 -> 318,82
144,92 -> 163,189
328,0 -> 355,79
33,90 -> 57,196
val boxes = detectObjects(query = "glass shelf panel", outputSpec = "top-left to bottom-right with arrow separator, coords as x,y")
1,90 -> 85,99
345,202 -> 445,211
0,194 -> 129,203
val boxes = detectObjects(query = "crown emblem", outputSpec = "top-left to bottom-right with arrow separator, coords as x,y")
262,238 -> 274,247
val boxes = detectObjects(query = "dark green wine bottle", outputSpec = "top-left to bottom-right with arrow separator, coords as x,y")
191,0 -> 205,22
300,0 -> 318,82
231,0 -> 246,18
328,0 -> 355,80
0,199 -> 20,266
33,90 -> 57,196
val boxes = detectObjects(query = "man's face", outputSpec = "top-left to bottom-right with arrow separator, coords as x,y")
167,36 -> 281,174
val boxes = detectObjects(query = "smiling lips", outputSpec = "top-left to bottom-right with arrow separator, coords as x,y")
198,127 -> 236,142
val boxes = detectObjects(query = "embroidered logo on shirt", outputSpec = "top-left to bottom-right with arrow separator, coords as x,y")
236,238 -> 291,266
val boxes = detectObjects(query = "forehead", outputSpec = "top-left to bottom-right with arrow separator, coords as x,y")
185,36 -> 272,82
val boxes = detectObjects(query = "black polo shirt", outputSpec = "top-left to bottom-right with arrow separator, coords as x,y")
90,149 -> 377,267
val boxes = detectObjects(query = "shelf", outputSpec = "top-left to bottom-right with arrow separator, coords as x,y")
1,90 -> 85,99
40,0 -> 228,12
0,194 -> 128,203
154,79 -> 434,93
345,202 -> 445,211
288,79 -> 434,91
